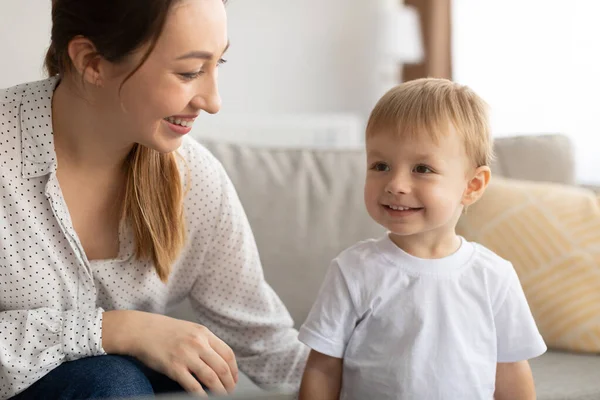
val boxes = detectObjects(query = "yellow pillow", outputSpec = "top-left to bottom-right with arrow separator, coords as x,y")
457,177 -> 600,353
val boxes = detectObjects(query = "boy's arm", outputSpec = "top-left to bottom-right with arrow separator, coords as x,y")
299,350 -> 343,400
494,360 -> 536,400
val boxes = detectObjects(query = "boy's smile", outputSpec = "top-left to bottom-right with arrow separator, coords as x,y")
381,204 -> 424,218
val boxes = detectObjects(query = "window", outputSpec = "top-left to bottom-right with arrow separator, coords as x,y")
453,0 -> 600,184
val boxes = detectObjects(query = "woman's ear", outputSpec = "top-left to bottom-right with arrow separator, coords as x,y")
67,36 -> 104,86
462,166 -> 491,207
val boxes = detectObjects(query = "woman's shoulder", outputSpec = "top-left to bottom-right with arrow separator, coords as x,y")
177,135 -> 226,182
176,136 -> 234,209
0,82 -> 29,124
1,78 -> 59,134
1,78 -> 57,107
0,84 -> 25,154
176,136 -> 244,232
1,82 -> 28,106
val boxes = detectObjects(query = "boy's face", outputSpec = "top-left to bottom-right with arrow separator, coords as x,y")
364,126 -> 477,243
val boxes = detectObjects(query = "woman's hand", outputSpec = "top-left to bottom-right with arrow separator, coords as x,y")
102,310 -> 238,396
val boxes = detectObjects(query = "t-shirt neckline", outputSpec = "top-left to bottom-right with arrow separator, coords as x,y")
376,233 -> 476,275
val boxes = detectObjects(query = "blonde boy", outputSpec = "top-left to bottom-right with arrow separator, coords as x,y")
298,79 -> 546,400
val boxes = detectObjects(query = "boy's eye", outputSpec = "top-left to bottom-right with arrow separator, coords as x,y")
371,162 -> 390,172
413,165 -> 433,174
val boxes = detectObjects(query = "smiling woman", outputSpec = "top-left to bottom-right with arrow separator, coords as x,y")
48,0 -> 229,276
0,0 -> 308,399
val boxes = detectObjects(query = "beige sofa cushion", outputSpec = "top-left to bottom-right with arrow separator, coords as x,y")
457,178 -> 600,353
199,142 -> 384,327
489,134 -> 575,185
200,134 -> 575,328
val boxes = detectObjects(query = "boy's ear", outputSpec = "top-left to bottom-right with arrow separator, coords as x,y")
462,166 -> 491,207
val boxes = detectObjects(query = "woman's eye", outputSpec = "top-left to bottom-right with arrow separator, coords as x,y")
414,165 -> 433,174
179,71 -> 203,81
179,60 -> 225,81
372,162 -> 390,172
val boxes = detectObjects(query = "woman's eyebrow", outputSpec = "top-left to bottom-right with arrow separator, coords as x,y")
176,40 -> 230,61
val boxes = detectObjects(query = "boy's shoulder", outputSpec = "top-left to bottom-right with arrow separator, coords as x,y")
467,241 -> 520,303
332,237 -> 518,286
335,237 -> 386,268
332,237 -> 396,289
469,241 -> 515,275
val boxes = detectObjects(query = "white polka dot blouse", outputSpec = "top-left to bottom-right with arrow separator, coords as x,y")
0,77 -> 308,399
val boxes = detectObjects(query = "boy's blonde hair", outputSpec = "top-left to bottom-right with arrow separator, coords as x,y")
366,78 -> 494,168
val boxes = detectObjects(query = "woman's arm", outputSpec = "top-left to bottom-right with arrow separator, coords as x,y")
299,350 -> 343,400
186,152 -> 309,392
494,361 -> 536,400
0,308 -> 105,399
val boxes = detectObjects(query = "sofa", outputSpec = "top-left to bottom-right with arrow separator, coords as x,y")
170,133 -> 600,400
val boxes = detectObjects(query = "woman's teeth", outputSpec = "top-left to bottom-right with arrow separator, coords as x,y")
164,117 -> 193,127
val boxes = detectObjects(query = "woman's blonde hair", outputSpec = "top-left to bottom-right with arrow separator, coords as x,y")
366,78 -> 494,167
121,146 -> 185,282
46,0 -> 190,281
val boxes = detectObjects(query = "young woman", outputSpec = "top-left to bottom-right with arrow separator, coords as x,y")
0,0 -> 307,398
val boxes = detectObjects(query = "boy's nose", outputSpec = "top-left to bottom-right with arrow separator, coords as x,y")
385,176 -> 411,194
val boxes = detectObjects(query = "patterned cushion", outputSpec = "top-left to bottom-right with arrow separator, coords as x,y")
457,178 -> 600,353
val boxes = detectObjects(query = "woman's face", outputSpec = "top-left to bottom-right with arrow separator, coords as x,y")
100,0 -> 228,153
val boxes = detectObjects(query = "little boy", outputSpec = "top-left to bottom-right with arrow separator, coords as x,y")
298,78 -> 546,400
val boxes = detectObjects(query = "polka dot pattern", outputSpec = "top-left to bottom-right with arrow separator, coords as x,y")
0,78 -> 308,398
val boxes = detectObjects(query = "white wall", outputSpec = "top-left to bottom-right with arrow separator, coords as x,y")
220,0 -> 402,118
0,1 -> 52,89
0,0 -> 405,122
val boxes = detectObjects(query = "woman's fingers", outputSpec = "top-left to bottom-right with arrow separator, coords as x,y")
187,355 -> 229,395
172,366 -> 208,397
196,344 -> 236,393
208,332 -> 239,383
131,314 -> 240,396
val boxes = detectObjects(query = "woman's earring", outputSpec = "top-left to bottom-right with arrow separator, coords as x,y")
93,72 -> 103,87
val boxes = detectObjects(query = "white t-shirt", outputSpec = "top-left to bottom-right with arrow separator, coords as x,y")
299,235 -> 547,400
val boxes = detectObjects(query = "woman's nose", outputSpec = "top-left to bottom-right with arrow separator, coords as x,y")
191,74 -> 221,114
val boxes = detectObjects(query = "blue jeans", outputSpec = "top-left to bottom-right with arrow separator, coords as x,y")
12,355 -> 187,399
